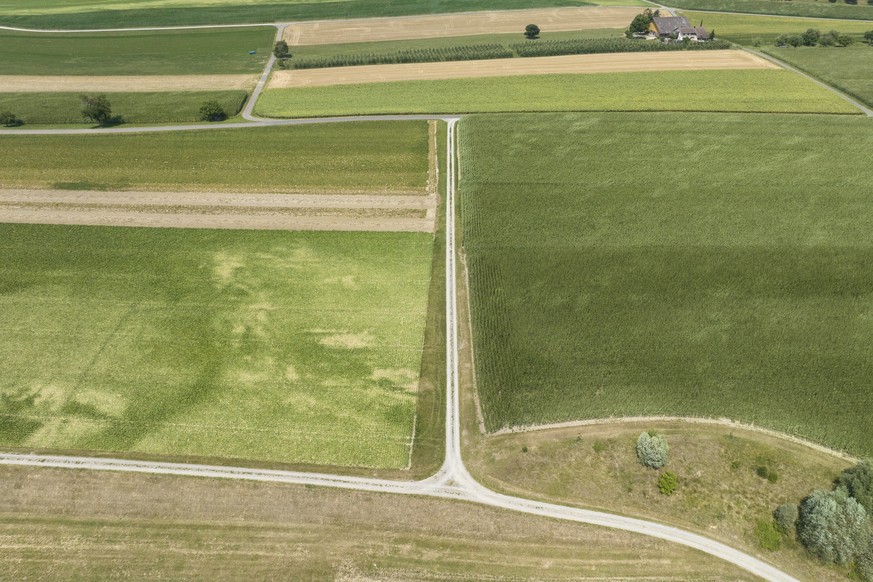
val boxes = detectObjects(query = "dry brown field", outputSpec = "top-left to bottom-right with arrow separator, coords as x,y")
0,74 -> 259,92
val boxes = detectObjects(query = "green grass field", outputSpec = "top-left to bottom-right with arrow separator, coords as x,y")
0,122 -> 428,191
0,225 -> 433,468
0,28 -> 274,76
256,69 -> 856,117
679,11 -> 873,45
765,45 -> 873,108
461,112 -> 873,456
670,0 -> 873,21
0,91 -> 247,125
0,0 -> 594,29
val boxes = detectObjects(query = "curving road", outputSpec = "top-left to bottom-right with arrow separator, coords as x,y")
0,118 -> 801,582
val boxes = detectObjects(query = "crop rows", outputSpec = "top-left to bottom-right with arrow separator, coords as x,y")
511,37 -> 733,57
293,44 -> 513,69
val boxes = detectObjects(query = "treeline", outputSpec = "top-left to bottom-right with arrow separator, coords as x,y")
511,37 -> 732,57
291,38 -> 733,70
292,44 -> 513,69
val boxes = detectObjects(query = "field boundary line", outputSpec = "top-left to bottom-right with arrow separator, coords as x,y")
489,415 -> 859,462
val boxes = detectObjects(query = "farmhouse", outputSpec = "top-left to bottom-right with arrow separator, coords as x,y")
650,16 -> 710,41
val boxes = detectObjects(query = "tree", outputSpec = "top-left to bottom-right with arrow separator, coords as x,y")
837,460 -> 873,514
797,488 -> 870,565
0,111 -> 21,126
636,431 -> 669,469
802,28 -> 821,46
628,9 -> 655,35
524,24 -> 540,39
658,471 -> 678,495
858,540 -> 873,582
80,94 -> 113,126
273,40 -> 290,59
199,100 -> 227,122
787,35 -> 803,48
846,0 -> 859,5
836,33 -> 855,46
865,30 -> 873,43
774,34 -> 790,46
774,503 -> 799,538
820,32 -> 836,46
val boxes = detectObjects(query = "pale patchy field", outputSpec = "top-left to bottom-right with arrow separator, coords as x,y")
0,225 -> 434,469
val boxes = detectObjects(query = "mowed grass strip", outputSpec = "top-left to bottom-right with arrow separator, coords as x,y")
0,0 -> 593,29
764,45 -> 873,108
256,69 -> 856,117
0,225 -> 433,468
0,91 -> 247,125
0,28 -> 274,76
460,112 -> 873,455
0,122 -> 428,192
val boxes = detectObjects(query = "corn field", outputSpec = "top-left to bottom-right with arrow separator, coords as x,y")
512,37 -> 733,57
293,44 -> 514,69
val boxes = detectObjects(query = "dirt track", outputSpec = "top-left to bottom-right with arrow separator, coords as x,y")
283,7 -> 640,46
0,75 -> 259,92
268,50 -> 777,88
0,189 -> 437,232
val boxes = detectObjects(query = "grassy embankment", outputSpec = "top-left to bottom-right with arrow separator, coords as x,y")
0,122 -> 439,471
0,0 -> 602,29
257,69 -> 857,117
459,112 -> 873,456
0,466 -> 753,580
670,0 -> 873,20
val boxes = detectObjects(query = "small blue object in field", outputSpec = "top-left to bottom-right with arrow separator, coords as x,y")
248,50 -> 257,55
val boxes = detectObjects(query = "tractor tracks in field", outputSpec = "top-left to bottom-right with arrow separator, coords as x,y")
0,119 -> 801,582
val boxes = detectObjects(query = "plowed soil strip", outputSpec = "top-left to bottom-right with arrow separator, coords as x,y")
268,51 -> 777,88
0,74 -> 259,92
0,189 -> 437,232
283,7 -> 640,46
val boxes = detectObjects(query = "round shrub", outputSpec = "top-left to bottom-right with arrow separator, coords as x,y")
636,431 -> 669,469
774,503 -> 799,538
198,100 -> 227,122
658,471 -> 678,495
837,460 -> 873,514
797,489 -> 870,564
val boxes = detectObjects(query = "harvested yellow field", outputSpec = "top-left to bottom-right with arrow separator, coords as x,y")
268,51 -> 778,89
283,7 -> 640,46
0,75 -> 259,92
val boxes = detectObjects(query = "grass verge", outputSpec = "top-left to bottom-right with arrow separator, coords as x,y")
0,91 -> 248,125
460,111 -> 873,456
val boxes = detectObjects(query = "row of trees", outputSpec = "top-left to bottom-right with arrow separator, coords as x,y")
775,28 -> 859,47
772,460 -> 873,580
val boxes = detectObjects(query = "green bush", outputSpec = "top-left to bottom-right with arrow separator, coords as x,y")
858,540 -> 873,582
837,460 -> 873,514
636,431 -> 669,469
755,520 -> 783,551
0,110 -> 22,126
756,465 -> 779,483
198,100 -> 227,122
658,471 -> 678,495
797,489 -> 870,564
524,24 -> 541,40
774,503 -> 799,538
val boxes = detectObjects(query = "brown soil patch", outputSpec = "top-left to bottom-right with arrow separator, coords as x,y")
268,50 -> 777,88
0,189 -> 437,233
283,7 -> 641,46
0,75 -> 259,93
